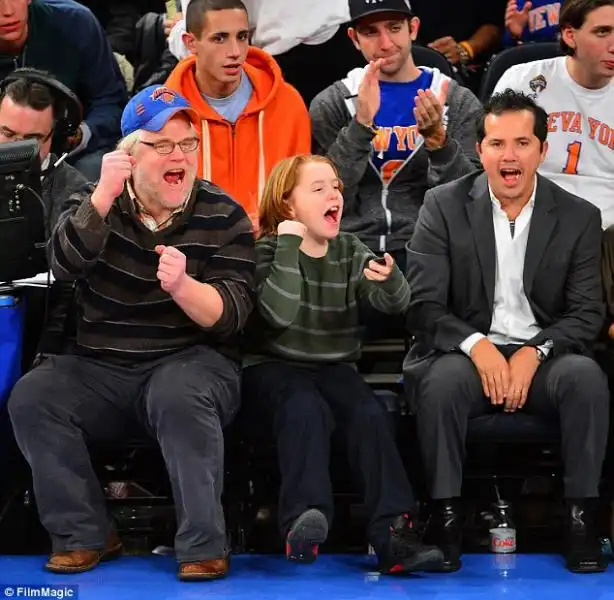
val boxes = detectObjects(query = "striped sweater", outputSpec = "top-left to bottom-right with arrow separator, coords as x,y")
245,232 -> 410,365
51,179 -> 256,364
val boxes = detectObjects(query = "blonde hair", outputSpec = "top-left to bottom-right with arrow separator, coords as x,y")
258,154 -> 343,239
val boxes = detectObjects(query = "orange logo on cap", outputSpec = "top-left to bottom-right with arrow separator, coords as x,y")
151,87 -> 177,104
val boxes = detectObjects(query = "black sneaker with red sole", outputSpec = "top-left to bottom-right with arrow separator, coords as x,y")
286,509 -> 329,564
379,514 -> 444,575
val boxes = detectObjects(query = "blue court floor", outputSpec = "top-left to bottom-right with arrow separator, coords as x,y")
1,554 -> 614,600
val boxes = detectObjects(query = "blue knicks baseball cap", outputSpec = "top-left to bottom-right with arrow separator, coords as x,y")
121,85 -> 198,137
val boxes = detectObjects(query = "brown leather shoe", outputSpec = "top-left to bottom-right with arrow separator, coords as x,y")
45,530 -> 122,574
178,557 -> 229,581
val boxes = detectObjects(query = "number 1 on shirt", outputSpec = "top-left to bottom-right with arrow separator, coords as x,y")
562,141 -> 582,175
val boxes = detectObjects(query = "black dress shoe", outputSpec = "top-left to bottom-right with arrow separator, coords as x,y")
424,500 -> 462,572
565,500 -> 607,573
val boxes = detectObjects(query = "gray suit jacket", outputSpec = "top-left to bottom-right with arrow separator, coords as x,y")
403,170 -> 604,397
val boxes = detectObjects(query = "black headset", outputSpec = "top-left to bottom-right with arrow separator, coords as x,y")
0,68 -> 83,155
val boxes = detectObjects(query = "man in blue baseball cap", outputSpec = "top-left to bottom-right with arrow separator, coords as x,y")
8,84 -> 256,581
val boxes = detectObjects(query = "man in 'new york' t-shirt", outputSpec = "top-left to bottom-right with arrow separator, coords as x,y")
494,0 -> 614,226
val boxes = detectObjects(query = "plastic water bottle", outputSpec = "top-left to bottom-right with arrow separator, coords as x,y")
489,492 -> 516,554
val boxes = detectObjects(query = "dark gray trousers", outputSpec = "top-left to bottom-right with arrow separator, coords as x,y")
414,349 -> 609,499
8,345 -> 240,562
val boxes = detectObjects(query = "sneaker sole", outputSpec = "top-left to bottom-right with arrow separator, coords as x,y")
286,509 -> 329,564
383,547 -> 445,575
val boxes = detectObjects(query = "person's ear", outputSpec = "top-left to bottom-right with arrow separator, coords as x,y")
560,25 -> 576,53
409,16 -> 420,42
348,27 -> 361,52
182,31 -> 199,55
539,139 -> 549,164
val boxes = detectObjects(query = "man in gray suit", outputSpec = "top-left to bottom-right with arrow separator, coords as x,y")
404,89 -> 609,574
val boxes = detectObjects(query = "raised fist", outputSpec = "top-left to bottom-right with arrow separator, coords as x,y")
277,220 -> 307,238
155,245 -> 187,294
91,150 -> 136,218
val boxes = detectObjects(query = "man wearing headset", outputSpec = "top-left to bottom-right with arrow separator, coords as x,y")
0,69 -> 89,228
0,69 -> 89,356
0,69 -> 89,504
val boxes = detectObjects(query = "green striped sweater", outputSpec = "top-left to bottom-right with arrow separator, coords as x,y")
245,232 -> 411,366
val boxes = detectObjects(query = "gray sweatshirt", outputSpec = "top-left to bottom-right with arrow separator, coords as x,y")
310,66 -> 483,253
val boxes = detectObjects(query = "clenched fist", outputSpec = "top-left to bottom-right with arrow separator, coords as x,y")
91,150 -> 136,218
277,220 -> 307,238
155,245 -> 187,294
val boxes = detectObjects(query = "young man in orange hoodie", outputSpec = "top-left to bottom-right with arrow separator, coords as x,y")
166,0 -> 311,228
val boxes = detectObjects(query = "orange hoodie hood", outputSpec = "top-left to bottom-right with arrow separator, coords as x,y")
166,47 -> 311,224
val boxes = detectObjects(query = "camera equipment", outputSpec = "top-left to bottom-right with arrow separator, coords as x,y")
0,139 -> 46,284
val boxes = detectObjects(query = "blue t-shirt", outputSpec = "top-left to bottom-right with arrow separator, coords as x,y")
371,69 -> 434,184
204,71 -> 253,123
503,0 -> 560,46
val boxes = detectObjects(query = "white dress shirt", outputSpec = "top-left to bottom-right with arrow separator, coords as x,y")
460,181 -> 543,356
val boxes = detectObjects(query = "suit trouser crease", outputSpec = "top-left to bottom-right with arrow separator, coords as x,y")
242,361 -> 415,555
414,349 -> 609,499
8,346 -> 240,561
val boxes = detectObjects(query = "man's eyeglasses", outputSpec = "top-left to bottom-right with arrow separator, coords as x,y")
139,137 -> 200,156
0,125 -> 54,143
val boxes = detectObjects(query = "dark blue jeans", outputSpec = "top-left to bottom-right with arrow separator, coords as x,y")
242,361 -> 415,557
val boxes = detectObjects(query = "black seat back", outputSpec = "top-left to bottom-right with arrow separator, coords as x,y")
412,45 -> 457,80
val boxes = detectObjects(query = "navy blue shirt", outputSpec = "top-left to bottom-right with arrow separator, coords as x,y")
0,0 -> 127,152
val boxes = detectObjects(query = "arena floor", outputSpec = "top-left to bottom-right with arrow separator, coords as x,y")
1,553 -> 613,599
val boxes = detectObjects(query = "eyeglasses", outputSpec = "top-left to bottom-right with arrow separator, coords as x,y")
0,125 -> 54,143
139,137 -> 200,155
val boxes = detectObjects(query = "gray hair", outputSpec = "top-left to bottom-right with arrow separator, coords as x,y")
116,129 -> 143,155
